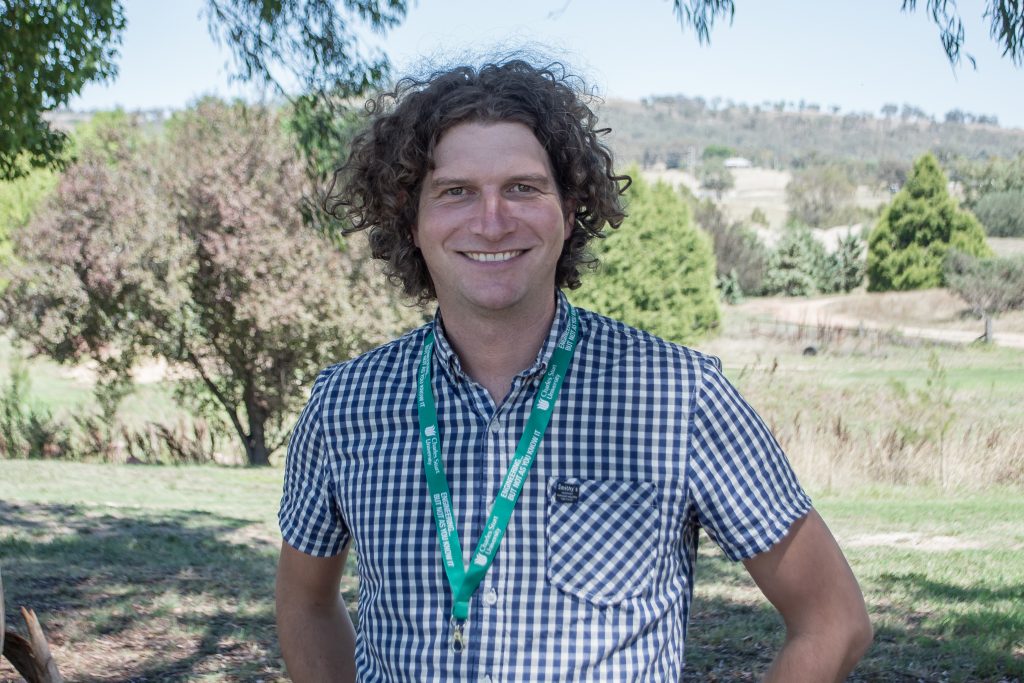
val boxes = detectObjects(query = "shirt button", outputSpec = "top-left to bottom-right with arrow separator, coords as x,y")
484,588 -> 498,605
488,420 -> 501,434
480,676 -> 492,683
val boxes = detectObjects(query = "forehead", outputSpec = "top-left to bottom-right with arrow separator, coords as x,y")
430,121 -> 554,176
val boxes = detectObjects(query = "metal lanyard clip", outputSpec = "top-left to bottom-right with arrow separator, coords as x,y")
450,617 -> 467,654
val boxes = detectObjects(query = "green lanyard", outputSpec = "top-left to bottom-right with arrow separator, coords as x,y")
416,305 -> 579,653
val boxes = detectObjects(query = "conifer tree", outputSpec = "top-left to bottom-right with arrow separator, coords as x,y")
833,231 -> 866,292
867,153 -> 990,291
763,224 -> 827,296
572,175 -> 719,344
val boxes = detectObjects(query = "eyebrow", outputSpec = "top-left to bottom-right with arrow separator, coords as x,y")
426,173 -> 555,190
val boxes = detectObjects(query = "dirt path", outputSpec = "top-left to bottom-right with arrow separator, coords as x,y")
738,295 -> 1024,349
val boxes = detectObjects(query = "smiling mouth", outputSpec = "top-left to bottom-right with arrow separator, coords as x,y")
462,250 -> 524,263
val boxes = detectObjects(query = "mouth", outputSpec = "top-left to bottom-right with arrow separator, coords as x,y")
461,250 -> 525,263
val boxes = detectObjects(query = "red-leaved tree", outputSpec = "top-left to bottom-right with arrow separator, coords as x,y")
4,100 -> 421,465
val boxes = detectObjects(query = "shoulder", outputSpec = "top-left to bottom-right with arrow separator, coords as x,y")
313,324 -> 430,401
575,306 -> 721,379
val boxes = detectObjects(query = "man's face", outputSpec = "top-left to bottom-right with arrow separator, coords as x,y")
414,121 -> 573,322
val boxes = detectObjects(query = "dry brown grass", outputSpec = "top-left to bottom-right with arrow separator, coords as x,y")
989,237 -> 1024,257
824,288 -> 1024,335
699,307 -> 1024,492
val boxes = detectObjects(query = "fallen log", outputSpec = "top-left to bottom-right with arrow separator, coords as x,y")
1,567 -> 64,683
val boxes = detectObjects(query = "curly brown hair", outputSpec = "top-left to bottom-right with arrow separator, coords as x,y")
326,59 -> 630,303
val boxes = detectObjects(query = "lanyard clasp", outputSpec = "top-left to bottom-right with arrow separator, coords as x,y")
450,617 -> 467,654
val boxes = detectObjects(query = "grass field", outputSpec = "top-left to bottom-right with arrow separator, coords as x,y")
2,462 -> 1022,681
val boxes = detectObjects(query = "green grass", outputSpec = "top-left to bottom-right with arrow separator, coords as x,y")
1,335 -> 191,425
686,493 -> 1024,681
2,462 -> 1022,681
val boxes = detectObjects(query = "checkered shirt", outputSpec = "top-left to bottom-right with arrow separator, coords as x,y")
279,291 -> 811,682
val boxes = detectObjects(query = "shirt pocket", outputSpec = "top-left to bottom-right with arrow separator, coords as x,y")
544,477 -> 661,606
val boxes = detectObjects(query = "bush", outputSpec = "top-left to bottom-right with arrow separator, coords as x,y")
693,199 -> 770,297
763,224 -> 831,296
699,159 -> 735,197
832,230 -> 867,292
972,191 -> 1024,237
0,360 -> 70,459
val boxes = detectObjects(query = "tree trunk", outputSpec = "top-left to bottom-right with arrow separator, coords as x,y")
984,314 -> 993,343
1,569 -> 63,683
244,401 -> 271,467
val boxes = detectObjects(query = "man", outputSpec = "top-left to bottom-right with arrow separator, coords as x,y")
276,59 -> 872,681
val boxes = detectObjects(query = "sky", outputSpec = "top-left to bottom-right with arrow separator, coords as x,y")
69,0 -> 1024,129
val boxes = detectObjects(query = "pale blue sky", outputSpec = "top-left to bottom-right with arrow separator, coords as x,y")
70,0 -> 1024,129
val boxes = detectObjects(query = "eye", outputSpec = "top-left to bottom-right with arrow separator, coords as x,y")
510,183 -> 536,193
443,187 -> 465,197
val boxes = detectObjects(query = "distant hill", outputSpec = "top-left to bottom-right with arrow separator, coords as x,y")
598,96 -> 1024,176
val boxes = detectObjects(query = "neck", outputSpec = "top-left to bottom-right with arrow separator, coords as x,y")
440,296 -> 557,402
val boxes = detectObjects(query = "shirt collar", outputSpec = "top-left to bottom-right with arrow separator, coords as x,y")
430,290 -> 572,384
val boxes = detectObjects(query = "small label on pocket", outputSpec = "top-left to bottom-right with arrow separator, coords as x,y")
554,481 -> 580,503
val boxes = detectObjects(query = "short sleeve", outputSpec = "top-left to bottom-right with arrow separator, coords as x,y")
278,367 -> 350,557
686,356 -> 812,561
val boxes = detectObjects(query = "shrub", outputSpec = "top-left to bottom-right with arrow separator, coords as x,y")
693,199 -> 770,297
763,224 -> 832,296
0,360 -> 70,459
971,191 -> 1024,237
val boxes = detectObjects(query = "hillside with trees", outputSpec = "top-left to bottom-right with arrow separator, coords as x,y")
598,96 -> 1024,180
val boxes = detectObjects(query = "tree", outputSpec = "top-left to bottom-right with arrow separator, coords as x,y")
0,167 -> 59,267
832,230 -> 867,293
1,0 -> 126,180
670,0 -> 1024,68
2,101 -> 421,465
699,159 -> 735,198
1,0 -> 406,180
971,190 -> 1024,237
951,152 -> 1024,210
762,224 -> 831,297
785,165 -> 857,228
701,144 -> 735,161
945,250 -> 1024,343
572,175 -> 720,344
692,197 -> 769,297
867,153 -> 991,291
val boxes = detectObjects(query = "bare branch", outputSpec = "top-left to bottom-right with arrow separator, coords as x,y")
186,351 -> 247,444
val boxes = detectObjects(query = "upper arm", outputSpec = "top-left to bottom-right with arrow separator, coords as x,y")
276,540 -> 350,610
742,509 -> 868,636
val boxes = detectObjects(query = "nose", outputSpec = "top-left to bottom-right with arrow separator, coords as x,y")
470,190 -> 515,240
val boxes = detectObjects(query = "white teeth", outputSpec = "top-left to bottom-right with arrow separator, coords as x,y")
464,250 -> 523,262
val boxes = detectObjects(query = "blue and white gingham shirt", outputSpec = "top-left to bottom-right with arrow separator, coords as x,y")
280,291 -> 811,681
